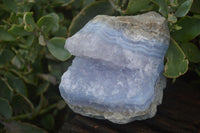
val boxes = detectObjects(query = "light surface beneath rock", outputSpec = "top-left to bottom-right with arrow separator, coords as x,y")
59,12 -> 170,124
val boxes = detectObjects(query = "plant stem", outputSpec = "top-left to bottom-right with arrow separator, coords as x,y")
10,103 -> 57,121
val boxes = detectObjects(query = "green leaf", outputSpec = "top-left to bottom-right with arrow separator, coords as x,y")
0,97 -> 12,119
0,26 -> 16,41
151,0 -> 168,17
0,79 -> 13,102
37,73 -> 57,85
50,70 -> 62,82
175,0 -> 193,17
37,82 -> 50,96
164,39 -> 188,78
68,0 -> 114,36
2,0 -> 18,12
169,0 -> 178,7
0,49 -> 14,67
109,0 -> 150,15
172,16 -> 200,42
52,26 -> 67,37
173,24 -> 182,30
25,35 -> 35,47
47,37 -> 71,61
8,24 -> 31,36
180,42 -> 200,63
10,94 -> 34,115
124,0 -> 151,14
40,114 -> 55,130
3,121 -> 47,133
10,12 -> 19,23
18,0 -> 35,12
82,0 -> 95,7
5,73 -> 27,96
190,0 -> 200,13
37,15 -> 55,32
24,74 -> 37,86
48,61 -> 71,82
47,13 -> 59,33
23,12 -> 36,32
70,0 -> 83,9
168,14 -> 177,23
7,69 -> 36,86
61,0 -> 74,6
38,34 -> 46,46
11,55 -> 23,69
56,100 -> 66,110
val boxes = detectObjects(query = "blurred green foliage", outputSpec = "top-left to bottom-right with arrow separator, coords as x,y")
0,0 -> 200,132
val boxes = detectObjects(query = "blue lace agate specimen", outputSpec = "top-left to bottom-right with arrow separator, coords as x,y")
59,12 -> 170,124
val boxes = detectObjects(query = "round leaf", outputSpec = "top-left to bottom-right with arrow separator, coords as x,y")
47,13 -> 59,33
5,73 -> 27,96
172,16 -> 200,42
40,114 -> 55,130
0,26 -> 16,41
152,0 -> 168,17
164,39 -> 189,78
52,26 -> 67,37
83,0 -> 95,7
11,55 -> 23,69
168,14 -> 177,23
109,0 -> 150,15
68,1 -> 114,36
37,16 -> 55,32
56,100 -> 66,110
4,121 -> 47,133
175,0 -> 193,17
2,0 -> 18,12
37,73 -> 57,85
190,0 -> 200,13
38,34 -> 46,46
180,42 -> 200,63
0,49 -> 14,67
10,94 -> 34,115
0,97 -> 12,119
23,12 -> 36,32
47,37 -> 71,61
8,24 -> 31,36
0,79 -> 13,102
23,35 -> 35,48
37,82 -> 50,96
123,0 -> 151,15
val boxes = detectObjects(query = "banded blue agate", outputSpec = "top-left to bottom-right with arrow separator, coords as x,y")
59,12 -> 170,124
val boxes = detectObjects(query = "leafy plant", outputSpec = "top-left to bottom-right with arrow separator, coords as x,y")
0,0 -> 200,132
0,0 -> 75,132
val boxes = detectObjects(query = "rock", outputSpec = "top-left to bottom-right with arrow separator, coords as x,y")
59,12 -> 170,124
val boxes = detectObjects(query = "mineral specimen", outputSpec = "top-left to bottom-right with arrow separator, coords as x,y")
59,11 -> 170,124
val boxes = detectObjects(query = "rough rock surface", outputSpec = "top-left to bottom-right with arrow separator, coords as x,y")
59,12 -> 170,124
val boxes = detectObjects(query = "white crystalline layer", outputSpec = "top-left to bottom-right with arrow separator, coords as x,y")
65,12 -> 169,71
60,57 -> 155,107
59,12 -> 170,124
59,57 -> 166,124
66,22 -> 168,71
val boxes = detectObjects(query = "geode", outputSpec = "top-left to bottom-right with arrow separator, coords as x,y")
59,11 -> 170,124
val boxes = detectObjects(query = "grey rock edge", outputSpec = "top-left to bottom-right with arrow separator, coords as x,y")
59,12 -> 170,124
